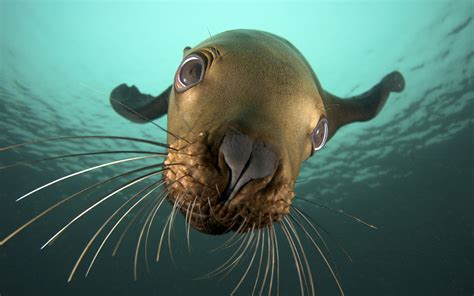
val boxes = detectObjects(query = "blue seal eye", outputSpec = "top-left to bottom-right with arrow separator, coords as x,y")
311,118 -> 328,154
175,54 -> 206,92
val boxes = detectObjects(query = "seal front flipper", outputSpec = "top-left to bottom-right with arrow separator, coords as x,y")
323,71 -> 405,140
110,84 -> 171,123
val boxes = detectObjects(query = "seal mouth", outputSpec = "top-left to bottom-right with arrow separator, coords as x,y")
163,132 -> 294,235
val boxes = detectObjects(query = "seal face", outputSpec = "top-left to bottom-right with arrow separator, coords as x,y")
109,29 -> 405,236
163,30 -> 329,234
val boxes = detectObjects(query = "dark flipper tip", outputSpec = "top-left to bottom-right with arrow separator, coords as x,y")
382,71 -> 405,93
109,83 -> 170,123
110,84 -> 139,103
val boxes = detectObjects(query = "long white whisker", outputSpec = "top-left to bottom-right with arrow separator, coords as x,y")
0,135 -> 171,153
0,163 -> 162,246
292,208 -> 345,296
67,178 -> 163,282
186,196 -> 198,252
167,194 -> 188,266
295,196 -> 377,229
156,198 -> 176,262
218,224 -> 256,279
252,226 -> 265,295
83,180 -> 166,278
16,155 -> 162,202
280,219 -> 304,296
134,192 -> 165,281
144,191 -> 169,272
260,226 -> 272,296
210,218 -> 247,253
272,223 -> 280,296
41,170 -> 165,250
268,223 -> 276,296
196,233 -> 248,280
287,215 -> 315,296
294,206 -> 353,262
112,205 -> 146,257
230,228 -> 261,296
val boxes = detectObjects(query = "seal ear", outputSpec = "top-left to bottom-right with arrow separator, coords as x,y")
109,84 -> 171,123
323,71 -> 405,140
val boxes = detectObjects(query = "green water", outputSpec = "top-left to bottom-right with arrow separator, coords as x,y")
0,1 -> 472,295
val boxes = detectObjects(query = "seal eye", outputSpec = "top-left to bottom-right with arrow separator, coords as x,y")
311,118 -> 328,154
175,54 -> 206,92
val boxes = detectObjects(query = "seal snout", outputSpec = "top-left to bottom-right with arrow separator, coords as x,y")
219,133 -> 278,203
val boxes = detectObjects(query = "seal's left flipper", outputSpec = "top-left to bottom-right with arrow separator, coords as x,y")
323,71 -> 405,140
110,84 -> 171,123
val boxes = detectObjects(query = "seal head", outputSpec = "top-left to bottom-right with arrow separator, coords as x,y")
110,29 -> 405,235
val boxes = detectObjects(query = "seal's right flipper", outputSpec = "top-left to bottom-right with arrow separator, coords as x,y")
323,71 -> 405,140
110,84 -> 171,123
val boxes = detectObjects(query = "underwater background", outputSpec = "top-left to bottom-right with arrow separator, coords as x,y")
0,0 -> 472,295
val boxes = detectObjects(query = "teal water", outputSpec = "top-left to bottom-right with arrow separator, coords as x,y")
1,1 -> 473,295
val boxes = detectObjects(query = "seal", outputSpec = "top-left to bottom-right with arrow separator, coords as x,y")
110,29 -> 405,235
1,29 -> 405,295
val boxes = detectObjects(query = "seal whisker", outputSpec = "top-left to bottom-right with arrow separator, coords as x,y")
290,209 -> 345,296
207,195 -> 226,225
286,215 -> 315,296
0,163 -> 164,246
186,195 -> 198,252
210,218 -> 247,253
0,135 -> 171,152
70,181 -> 160,281
271,223 -> 280,296
294,196 -> 377,229
293,206 -> 353,263
134,189 -> 166,281
259,226 -> 272,296
286,216 -> 311,296
184,200 -> 192,251
217,223 -> 256,279
156,214 -> 171,261
112,205 -> 146,257
81,179 -> 167,281
156,200 -> 174,262
144,192 -> 170,272
230,227 -> 261,296
252,225 -> 265,295
15,155 -> 164,203
198,223 -> 254,280
280,218 -> 305,296
292,206 -> 350,286
267,223 -> 276,296
41,169 -> 167,250
0,150 -> 167,171
167,192 -> 189,265
67,178 -> 162,281
156,192 -> 184,263
195,189 -> 209,233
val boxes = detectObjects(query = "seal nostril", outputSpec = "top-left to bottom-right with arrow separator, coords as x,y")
219,133 -> 278,203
